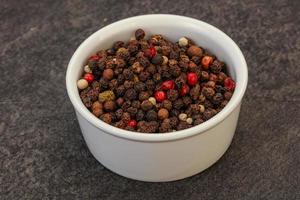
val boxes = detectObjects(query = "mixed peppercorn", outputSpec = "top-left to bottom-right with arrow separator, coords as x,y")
77,29 -> 235,133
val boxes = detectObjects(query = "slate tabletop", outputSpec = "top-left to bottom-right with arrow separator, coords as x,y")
1,0 -> 300,199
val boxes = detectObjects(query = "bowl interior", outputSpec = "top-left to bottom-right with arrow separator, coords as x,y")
66,14 -> 247,141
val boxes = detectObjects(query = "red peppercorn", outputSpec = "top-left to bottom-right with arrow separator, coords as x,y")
143,47 -> 157,59
155,91 -> 167,102
202,56 -> 213,69
150,46 -> 157,57
161,80 -> 175,90
83,73 -> 94,83
224,77 -> 236,91
128,120 -> 137,128
89,54 -> 101,61
187,72 -> 198,86
180,84 -> 190,96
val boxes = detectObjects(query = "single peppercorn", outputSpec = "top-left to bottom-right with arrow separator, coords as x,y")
187,46 -> 203,57
100,113 -> 113,124
141,100 -> 153,111
162,99 -> 172,111
116,97 -> 124,107
167,89 -> 179,101
103,100 -> 116,112
212,93 -> 224,105
151,54 -> 163,65
158,108 -> 169,120
202,87 -> 215,99
102,68 -> 114,80
146,110 -> 158,121
124,88 -> 137,100
135,29 -> 145,40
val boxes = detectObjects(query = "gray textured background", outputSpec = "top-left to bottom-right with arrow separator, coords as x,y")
1,0 -> 300,199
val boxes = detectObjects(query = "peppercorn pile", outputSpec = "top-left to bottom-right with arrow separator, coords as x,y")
77,29 -> 235,133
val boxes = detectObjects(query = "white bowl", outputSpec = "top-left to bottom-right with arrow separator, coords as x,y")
66,14 -> 248,182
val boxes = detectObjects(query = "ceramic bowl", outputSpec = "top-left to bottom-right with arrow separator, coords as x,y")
66,14 -> 248,182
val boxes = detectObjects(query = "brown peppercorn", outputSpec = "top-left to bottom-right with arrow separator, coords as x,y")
109,79 -> 118,90
187,46 -> 203,57
139,91 -> 150,101
162,100 -> 172,111
167,89 -> 179,101
116,97 -> 124,107
131,100 -> 141,109
153,73 -> 162,83
210,60 -> 224,74
161,45 -> 171,56
191,56 -> 201,65
92,101 -> 103,117
117,74 -> 125,85
199,94 -> 206,103
139,56 -> 150,67
169,65 -> 181,77
136,109 -> 145,121
169,50 -> 179,60
123,68 -> 134,80
146,110 -> 158,122
169,116 -> 179,128
127,107 -> 138,118
201,71 -> 209,80
134,82 -> 146,92
212,93 -> 224,105
202,87 -> 215,99
124,88 -> 137,100
115,120 -> 126,129
139,71 -> 150,81
190,84 -> 201,100
224,91 -> 233,100
138,121 -> 158,133
182,96 -> 192,107
100,113 -> 112,124
158,108 -> 169,120
218,72 -> 227,83
204,100 -> 213,109
203,108 -> 217,120
145,79 -> 156,91
116,85 -> 126,97
188,61 -> 197,71
132,62 -> 144,74
206,81 -> 216,88
113,41 -> 124,50
141,100 -> 153,111
220,100 -> 229,108
193,118 -> 204,125
177,122 -> 192,131
123,80 -> 134,89
135,29 -> 145,40
209,73 -> 218,82
115,109 -> 123,119
159,120 -> 172,133
180,54 -> 190,63
170,109 -> 180,117
103,100 -> 116,112
128,44 -> 139,55
146,64 -> 157,74
116,47 -> 130,60
173,99 -> 184,110
122,112 -> 131,123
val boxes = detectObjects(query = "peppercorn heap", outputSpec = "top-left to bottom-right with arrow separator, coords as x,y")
77,29 -> 235,133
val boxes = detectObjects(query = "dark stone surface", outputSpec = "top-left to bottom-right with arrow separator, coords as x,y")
1,0 -> 299,199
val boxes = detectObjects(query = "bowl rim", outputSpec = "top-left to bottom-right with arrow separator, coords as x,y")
66,14 -> 248,142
